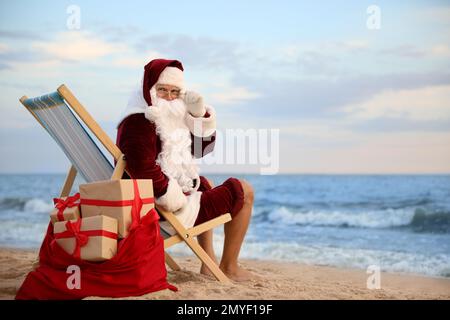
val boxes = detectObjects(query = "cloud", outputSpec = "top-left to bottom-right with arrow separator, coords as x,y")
0,45 -> 50,71
0,30 -> 135,70
98,25 -> 142,42
280,40 -> 370,58
274,40 -> 370,77
419,6 -> 450,26
281,122 -> 361,148
337,40 -> 369,51
431,44 -> 450,57
342,84 -> 450,122
0,29 -> 45,40
33,31 -> 124,62
0,81 -> 48,92
135,34 -> 242,70
111,50 -> 163,68
282,131 -> 450,174
0,43 -> 8,53
0,48 -> 42,63
208,86 -> 261,105
380,45 -> 427,58
379,43 -> 450,59
230,71 -> 450,121
0,54 -> 64,77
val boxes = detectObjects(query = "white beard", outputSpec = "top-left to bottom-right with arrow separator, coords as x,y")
145,87 -> 200,194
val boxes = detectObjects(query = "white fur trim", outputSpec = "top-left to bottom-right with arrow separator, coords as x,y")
185,105 -> 216,137
160,191 -> 202,236
155,179 -> 187,212
157,66 -> 184,89
117,78 -> 148,127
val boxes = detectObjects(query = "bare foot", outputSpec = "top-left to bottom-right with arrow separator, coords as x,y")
200,264 -> 216,278
220,265 -> 261,282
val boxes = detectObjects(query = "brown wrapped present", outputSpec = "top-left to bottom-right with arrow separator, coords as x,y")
53,215 -> 118,261
50,193 -> 81,224
79,179 -> 154,238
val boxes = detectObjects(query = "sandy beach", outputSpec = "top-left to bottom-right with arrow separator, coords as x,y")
1,247 -> 449,300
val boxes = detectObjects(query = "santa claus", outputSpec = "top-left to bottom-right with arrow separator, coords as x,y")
116,58 -> 257,281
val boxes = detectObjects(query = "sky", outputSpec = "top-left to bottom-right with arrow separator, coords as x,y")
0,0 -> 449,174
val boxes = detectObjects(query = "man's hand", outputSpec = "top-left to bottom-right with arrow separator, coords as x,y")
183,91 -> 206,117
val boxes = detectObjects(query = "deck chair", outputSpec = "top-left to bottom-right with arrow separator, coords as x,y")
19,84 -> 231,283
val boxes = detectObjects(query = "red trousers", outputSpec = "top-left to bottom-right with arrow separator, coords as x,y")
194,176 -> 244,225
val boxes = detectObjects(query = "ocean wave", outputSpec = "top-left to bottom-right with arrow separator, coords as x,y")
167,238 -> 450,278
0,197 -> 53,214
241,242 -> 450,278
256,197 -> 435,213
0,197 -> 28,210
265,206 -> 450,232
410,209 -> 450,233
0,220 -> 48,246
23,198 -> 54,214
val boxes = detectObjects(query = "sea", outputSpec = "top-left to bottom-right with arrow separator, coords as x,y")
1,173 -> 449,278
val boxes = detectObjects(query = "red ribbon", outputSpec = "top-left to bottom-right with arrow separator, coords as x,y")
79,180 -> 154,232
54,219 -> 118,259
53,193 -> 80,221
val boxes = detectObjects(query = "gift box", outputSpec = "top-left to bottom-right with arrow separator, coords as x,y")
50,193 -> 81,224
79,179 -> 155,238
53,215 -> 118,262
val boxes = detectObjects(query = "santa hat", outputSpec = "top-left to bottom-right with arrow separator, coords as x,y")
143,59 -> 184,106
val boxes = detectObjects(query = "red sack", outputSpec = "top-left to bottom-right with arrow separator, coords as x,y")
15,208 -> 177,300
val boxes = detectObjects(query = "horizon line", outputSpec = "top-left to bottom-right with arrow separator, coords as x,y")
1,172 -> 449,176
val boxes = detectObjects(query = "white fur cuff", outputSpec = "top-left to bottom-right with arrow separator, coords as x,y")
160,191 -> 202,236
156,179 -> 187,212
185,105 -> 216,137
157,66 -> 184,90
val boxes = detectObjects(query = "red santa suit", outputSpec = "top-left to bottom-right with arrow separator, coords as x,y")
116,59 -> 244,235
